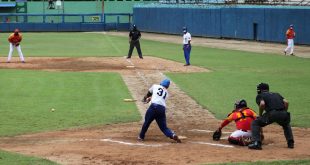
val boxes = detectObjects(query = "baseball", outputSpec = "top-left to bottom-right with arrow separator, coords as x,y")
51,108 -> 55,112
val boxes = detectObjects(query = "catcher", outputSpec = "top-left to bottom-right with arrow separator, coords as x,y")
213,99 -> 257,146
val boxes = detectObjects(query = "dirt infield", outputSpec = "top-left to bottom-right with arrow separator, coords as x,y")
0,56 -> 309,165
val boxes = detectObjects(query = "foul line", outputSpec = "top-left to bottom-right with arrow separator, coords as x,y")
189,141 -> 234,148
101,138 -> 170,147
188,129 -> 232,134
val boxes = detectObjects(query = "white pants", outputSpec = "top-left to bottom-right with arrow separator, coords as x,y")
228,130 -> 252,146
7,43 -> 25,62
284,39 -> 294,55
230,130 -> 252,138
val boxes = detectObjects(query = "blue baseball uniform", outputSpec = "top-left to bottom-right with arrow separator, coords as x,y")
139,80 -> 181,142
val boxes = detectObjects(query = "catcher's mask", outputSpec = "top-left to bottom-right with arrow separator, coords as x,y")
234,99 -> 247,110
257,83 -> 269,94
160,79 -> 170,89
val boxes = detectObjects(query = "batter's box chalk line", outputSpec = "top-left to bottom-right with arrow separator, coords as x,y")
101,138 -> 172,147
188,129 -> 232,134
189,141 -> 235,148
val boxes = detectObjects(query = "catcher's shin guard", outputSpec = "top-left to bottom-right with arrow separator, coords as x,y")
228,136 -> 252,146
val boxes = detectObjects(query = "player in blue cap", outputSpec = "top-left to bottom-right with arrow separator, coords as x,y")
138,79 -> 181,143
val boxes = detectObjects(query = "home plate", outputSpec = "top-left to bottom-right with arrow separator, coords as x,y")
178,136 -> 187,140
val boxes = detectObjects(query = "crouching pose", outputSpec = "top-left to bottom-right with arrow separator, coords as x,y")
138,79 -> 181,143
213,99 -> 257,146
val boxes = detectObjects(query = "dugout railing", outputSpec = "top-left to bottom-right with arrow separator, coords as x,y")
0,13 -> 132,32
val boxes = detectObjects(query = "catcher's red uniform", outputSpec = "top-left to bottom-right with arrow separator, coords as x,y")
220,108 -> 257,146
220,108 -> 257,131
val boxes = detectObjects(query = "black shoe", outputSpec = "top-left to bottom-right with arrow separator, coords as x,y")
139,57 -> 143,59
248,141 -> 262,150
172,134 -> 181,143
137,136 -> 144,142
290,53 -> 294,56
284,51 -> 286,55
126,57 -> 131,59
288,140 -> 294,149
184,64 -> 190,66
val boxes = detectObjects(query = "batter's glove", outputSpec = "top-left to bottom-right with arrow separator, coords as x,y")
213,128 -> 222,141
142,96 -> 151,104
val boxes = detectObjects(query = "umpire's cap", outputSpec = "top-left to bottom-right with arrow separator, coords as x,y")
234,99 -> 247,109
257,83 -> 269,94
160,79 -> 170,89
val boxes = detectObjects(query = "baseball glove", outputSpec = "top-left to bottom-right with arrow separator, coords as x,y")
14,43 -> 20,47
212,129 -> 222,141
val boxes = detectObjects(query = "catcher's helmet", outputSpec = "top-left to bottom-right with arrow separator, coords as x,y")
160,79 -> 170,89
257,83 -> 269,94
234,99 -> 247,109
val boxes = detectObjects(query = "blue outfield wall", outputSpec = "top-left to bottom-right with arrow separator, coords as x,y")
133,7 -> 310,45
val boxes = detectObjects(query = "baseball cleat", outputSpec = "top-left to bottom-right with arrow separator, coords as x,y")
137,136 -> 144,142
248,141 -> 262,150
284,51 -> 286,55
173,135 -> 181,143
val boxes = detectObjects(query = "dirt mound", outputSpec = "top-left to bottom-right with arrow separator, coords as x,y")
0,57 -> 309,165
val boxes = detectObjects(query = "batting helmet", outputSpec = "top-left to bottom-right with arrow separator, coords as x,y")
257,82 -> 269,94
234,99 -> 247,109
160,79 -> 170,89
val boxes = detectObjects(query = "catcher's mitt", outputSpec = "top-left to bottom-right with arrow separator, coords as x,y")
14,43 -> 20,47
212,129 -> 222,141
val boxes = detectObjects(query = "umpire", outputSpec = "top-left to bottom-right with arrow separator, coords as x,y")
127,24 -> 143,59
248,83 -> 294,150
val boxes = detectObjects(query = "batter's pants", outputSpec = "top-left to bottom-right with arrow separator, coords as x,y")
251,110 -> 294,144
139,103 -> 174,139
128,40 -> 143,58
7,43 -> 25,62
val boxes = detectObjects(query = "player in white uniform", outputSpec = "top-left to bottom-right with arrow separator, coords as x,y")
138,79 -> 181,143
182,27 -> 192,66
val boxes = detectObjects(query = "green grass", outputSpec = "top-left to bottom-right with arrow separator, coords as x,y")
0,150 -> 58,165
0,32 -> 309,164
208,159 -> 310,165
0,69 -> 140,136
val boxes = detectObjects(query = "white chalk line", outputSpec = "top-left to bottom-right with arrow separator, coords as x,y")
189,141 -> 235,148
101,139 -> 171,147
80,138 -> 235,148
188,129 -> 232,134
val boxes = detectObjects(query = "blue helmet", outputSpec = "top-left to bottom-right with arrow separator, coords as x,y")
160,79 -> 170,88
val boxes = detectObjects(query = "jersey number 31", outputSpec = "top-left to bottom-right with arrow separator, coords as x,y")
157,88 -> 167,99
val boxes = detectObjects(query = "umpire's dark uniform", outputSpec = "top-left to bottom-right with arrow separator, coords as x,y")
248,83 -> 294,150
127,25 -> 143,59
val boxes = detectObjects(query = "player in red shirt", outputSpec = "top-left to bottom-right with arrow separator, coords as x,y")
7,29 -> 25,63
284,24 -> 295,56
215,99 -> 257,146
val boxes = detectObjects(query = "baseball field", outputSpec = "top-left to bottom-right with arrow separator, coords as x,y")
0,32 -> 309,164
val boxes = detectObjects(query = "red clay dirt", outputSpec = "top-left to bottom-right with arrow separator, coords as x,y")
0,56 -> 309,165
